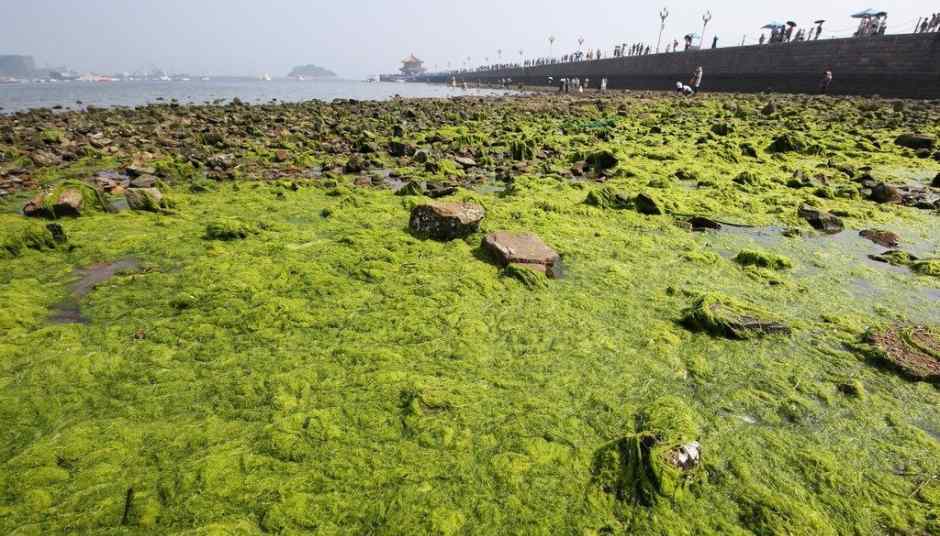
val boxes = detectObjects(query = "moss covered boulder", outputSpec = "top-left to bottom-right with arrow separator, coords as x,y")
125,188 -> 166,212
409,201 -> 484,241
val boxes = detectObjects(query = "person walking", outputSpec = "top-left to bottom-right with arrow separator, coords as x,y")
819,69 -> 833,94
712,36 -> 718,49
759,34 -> 766,45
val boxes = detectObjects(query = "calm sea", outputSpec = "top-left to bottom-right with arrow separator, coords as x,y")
0,78 -> 513,113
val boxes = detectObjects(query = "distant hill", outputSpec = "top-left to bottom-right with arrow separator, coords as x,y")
0,55 -> 36,78
287,65 -> 336,78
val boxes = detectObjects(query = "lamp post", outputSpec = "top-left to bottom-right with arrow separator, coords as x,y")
656,8 -> 670,53
497,49 -> 502,61
701,11 -> 712,49
549,35 -> 556,58
578,36 -> 584,51
519,49 -> 524,71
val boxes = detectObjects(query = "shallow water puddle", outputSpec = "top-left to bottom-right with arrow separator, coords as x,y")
699,223 -> 939,322
50,258 -> 141,324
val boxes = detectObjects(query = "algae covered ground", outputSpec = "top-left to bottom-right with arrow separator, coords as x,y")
0,92 -> 939,534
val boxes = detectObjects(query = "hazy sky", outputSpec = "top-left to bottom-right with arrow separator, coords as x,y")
0,1 -> 931,78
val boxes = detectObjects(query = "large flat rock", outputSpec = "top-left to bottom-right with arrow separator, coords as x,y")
483,231 -> 560,276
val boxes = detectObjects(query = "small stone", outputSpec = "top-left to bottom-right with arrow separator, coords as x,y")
859,229 -> 899,248
409,201 -> 485,240
388,140 -> 417,157
125,164 -> 157,177
761,102 -> 777,115
274,149 -> 290,162
344,155 -> 367,173
482,231 -> 560,277
634,193 -> 662,215
798,205 -> 843,234
869,183 -> 901,204
353,176 -> 372,188
688,216 -> 721,232
454,156 -> 477,168
414,149 -> 429,163
130,175 -> 158,188
125,188 -> 164,212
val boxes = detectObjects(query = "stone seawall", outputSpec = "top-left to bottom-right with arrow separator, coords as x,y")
417,33 -> 940,99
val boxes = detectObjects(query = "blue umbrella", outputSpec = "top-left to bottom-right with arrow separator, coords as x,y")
762,22 -> 786,29
851,9 -> 886,18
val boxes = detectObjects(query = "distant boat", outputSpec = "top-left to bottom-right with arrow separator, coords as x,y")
367,75 -> 378,83
260,74 -> 272,81
201,76 -> 211,81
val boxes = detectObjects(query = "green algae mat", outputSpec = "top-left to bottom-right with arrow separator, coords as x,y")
0,93 -> 939,534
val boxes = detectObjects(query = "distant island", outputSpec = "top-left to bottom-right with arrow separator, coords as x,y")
287,65 -> 336,78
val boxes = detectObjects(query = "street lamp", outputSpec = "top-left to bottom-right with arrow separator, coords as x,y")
701,11 -> 713,48
518,49 -> 524,70
657,8 -> 670,53
549,35 -> 556,58
497,49 -> 502,61
578,36 -> 584,51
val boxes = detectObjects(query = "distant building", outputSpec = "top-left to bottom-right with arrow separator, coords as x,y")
0,55 -> 36,78
400,54 -> 426,77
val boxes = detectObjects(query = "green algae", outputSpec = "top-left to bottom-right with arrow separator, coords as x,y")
734,249 -> 794,270
0,93 -> 938,535
0,217 -> 62,258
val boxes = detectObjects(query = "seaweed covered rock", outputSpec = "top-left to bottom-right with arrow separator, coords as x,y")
767,133 -> 814,154
204,218 -> 257,241
681,293 -> 790,339
1,220 -> 66,258
634,193 -> 662,215
894,133 -> 936,151
483,231 -> 560,277
868,183 -> 901,204
125,188 -> 166,212
585,149 -> 618,172
798,205 -> 844,234
734,249 -> 793,270
585,186 -> 631,210
503,263 -> 550,290
409,201 -> 484,241
911,259 -> 940,277
591,397 -> 701,506
859,229 -> 900,248
861,325 -> 939,383
23,188 -> 84,218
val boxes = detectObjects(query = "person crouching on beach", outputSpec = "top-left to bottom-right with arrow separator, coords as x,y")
689,66 -> 703,94
675,81 -> 694,96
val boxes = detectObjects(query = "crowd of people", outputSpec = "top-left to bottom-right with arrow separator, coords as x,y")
917,13 -> 940,33
854,13 -> 889,37
439,10 -> 934,78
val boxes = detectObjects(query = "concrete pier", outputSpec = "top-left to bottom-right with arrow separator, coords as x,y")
417,33 -> 940,99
